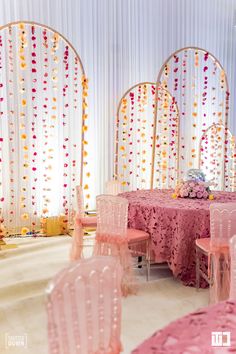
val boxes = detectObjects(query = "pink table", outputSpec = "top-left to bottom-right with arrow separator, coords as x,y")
121,189 -> 236,287
132,300 -> 236,353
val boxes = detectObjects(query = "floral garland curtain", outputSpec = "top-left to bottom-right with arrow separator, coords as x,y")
0,22 -> 88,235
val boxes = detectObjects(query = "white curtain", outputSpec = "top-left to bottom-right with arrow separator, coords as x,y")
0,22 -> 85,233
0,0 -> 236,207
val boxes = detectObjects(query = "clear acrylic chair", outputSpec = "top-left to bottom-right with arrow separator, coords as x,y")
47,256 -> 123,354
70,186 -> 97,261
195,238 -> 211,289
93,195 -> 150,296
105,180 -> 121,195
230,234 -> 236,300
209,203 -> 236,303
196,203 -> 236,296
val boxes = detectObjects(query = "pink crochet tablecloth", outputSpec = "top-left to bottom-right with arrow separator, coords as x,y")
132,300 -> 236,353
121,189 -> 236,286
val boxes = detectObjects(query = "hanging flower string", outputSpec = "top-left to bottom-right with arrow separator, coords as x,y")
62,44 -> 69,218
29,24 -> 38,234
18,23 -> 30,235
7,26 -> 15,229
81,75 -> 90,209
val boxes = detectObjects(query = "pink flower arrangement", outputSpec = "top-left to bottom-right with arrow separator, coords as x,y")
172,180 -> 214,200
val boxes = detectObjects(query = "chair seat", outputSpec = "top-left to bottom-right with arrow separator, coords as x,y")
80,216 -> 97,227
195,238 -> 210,253
127,228 -> 149,243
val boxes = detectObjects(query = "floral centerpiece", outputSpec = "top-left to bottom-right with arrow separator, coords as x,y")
172,169 -> 214,200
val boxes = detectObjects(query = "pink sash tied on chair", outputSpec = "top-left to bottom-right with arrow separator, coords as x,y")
94,232 -> 137,297
209,244 -> 230,304
70,215 -> 84,261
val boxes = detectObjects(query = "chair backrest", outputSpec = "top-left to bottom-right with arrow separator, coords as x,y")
230,235 -> 236,300
105,180 -> 122,196
210,203 -> 236,247
76,185 -> 84,217
47,256 -> 122,354
96,195 -> 128,237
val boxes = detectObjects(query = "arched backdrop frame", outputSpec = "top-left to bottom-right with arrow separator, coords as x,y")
199,123 -> 236,191
114,81 -> 179,191
152,46 -> 230,189
0,20 -> 89,234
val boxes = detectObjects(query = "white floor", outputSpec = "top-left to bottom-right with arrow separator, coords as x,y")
0,236 -> 208,353
122,267 -> 208,353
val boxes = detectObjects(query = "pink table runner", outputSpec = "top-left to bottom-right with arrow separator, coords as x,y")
132,300 -> 236,353
121,189 -> 236,287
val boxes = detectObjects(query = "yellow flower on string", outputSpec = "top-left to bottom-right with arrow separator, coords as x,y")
19,23 -> 25,30
23,146 -> 28,151
21,134 -> 27,140
22,99 -> 27,107
84,184 -> 89,190
82,125 -> 88,132
82,102 -> 88,109
20,62 -> 27,69
21,213 -> 29,220
209,194 -> 214,200
21,227 -> 29,235
86,172 -> 91,177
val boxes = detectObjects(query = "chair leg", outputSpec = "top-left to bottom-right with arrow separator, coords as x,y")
196,247 -> 200,291
138,256 -> 142,268
146,239 -> 150,282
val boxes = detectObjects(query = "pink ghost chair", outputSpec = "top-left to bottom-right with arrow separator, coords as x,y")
230,234 -> 236,299
93,195 -> 150,296
196,203 -> 236,301
47,256 -> 123,354
209,203 -> 236,303
105,180 -> 122,195
70,185 -> 97,260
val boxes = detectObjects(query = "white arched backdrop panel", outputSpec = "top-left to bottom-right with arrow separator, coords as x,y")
0,21 -> 88,235
0,0 -> 236,204
115,83 -> 179,191
115,82 -> 156,191
154,47 -> 229,189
